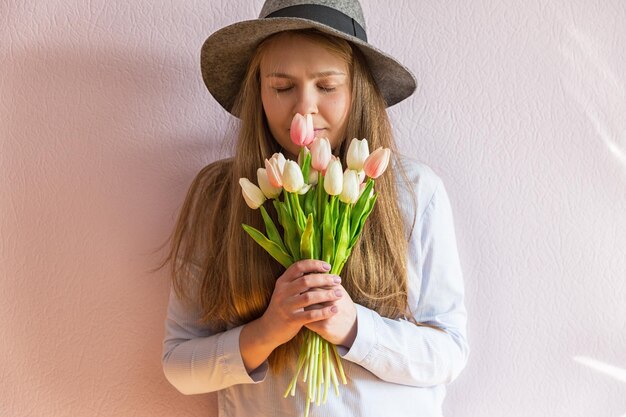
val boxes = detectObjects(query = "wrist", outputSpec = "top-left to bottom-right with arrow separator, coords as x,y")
240,318 -> 278,373
339,307 -> 358,348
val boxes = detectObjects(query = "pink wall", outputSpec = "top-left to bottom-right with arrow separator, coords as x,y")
1,0 -> 625,416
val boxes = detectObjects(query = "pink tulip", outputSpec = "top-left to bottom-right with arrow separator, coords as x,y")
309,137 -> 332,171
363,147 -> 391,179
304,114 -> 314,145
265,152 -> 286,187
290,113 -> 315,147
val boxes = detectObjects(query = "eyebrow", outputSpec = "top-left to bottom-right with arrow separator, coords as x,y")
265,70 -> 347,79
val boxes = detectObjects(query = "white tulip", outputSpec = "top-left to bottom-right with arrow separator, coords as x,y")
308,167 -> 319,185
346,138 -> 369,171
324,160 -> 343,196
339,169 -> 359,204
357,170 -> 365,184
282,160 -> 305,193
239,178 -> 266,209
298,184 -> 312,195
257,168 -> 282,199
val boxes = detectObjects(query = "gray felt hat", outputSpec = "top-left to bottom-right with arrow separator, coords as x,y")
200,0 -> 417,117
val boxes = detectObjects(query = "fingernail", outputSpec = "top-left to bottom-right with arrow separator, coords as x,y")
334,289 -> 342,297
331,306 -> 338,313
333,276 -> 341,284
322,263 -> 331,271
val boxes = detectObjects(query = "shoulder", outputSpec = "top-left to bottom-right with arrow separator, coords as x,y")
393,153 -> 444,222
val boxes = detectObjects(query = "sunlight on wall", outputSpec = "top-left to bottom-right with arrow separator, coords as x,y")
557,9 -> 626,171
573,356 -> 626,417
573,355 -> 626,383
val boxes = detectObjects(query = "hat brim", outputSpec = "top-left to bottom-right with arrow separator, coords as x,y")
200,17 -> 417,117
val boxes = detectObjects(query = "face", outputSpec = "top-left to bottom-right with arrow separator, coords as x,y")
259,34 -> 352,159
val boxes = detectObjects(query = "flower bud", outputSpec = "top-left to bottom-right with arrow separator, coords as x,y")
257,168 -> 282,199
310,137 -> 332,171
363,147 -> 391,179
282,160 -> 305,193
347,138 -> 369,171
308,167 -> 319,185
265,152 -> 286,187
324,160 -> 343,196
339,169 -> 359,204
290,113 -> 315,147
239,178 -> 266,209
304,114 -> 314,146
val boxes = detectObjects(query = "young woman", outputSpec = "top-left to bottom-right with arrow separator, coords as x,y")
161,1 -> 468,416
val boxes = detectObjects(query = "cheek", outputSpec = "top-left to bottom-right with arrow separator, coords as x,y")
261,93 -> 281,129
330,94 -> 351,128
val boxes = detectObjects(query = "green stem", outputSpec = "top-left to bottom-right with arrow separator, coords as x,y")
332,344 -> 347,385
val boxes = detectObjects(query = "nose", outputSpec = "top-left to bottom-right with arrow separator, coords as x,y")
293,84 -> 318,116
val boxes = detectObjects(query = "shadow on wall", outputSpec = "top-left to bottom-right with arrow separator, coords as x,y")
3,44 -> 221,415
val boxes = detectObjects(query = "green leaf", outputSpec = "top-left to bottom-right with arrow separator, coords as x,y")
260,205 -> 287,253
275,202 -> 301,260
282,188 -> 293,218
289,192 -> 306,233
301,152 -> 311,183
331,204 -> 351,275
300,214 -> 315,259
303,186 -> 316,218
273,199 -> 284,226
349,193 -> 377,248
350,178 -> 374,233
242,224 -> 294,268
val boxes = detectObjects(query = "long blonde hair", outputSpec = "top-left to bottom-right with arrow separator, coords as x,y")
161,29 -> 419,371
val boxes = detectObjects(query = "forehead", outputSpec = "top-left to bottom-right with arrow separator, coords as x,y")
259,33 -> 349,75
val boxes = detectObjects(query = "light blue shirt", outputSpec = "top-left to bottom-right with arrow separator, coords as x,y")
162,155 -> 469,416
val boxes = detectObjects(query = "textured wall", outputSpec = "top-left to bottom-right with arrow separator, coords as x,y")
1,0 -> 625,416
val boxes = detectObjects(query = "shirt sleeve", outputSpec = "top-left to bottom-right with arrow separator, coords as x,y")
161,271 -> 269,395
340,175 -> 469,387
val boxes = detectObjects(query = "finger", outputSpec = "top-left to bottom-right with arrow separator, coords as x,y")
291,287 -> 343,309
280,259 -> 331,282
290,273 -> 341,294
295,305 -> 338,324
303,301 -> 334,311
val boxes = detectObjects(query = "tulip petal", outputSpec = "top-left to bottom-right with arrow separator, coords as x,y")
290,113 -> 307,146
324,160 -> 343,196
304,114 -> 315,145
283,160 -> 305,193
242,224 -> 293,268
239,178 -> 266,209
363,147 -> 391,179
257,168 -> 282,199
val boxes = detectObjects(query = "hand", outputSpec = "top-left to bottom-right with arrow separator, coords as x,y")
258,259 -> 343,347
304,284 -> 357,348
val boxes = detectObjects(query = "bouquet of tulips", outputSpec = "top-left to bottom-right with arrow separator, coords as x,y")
238,113 -> 390,416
